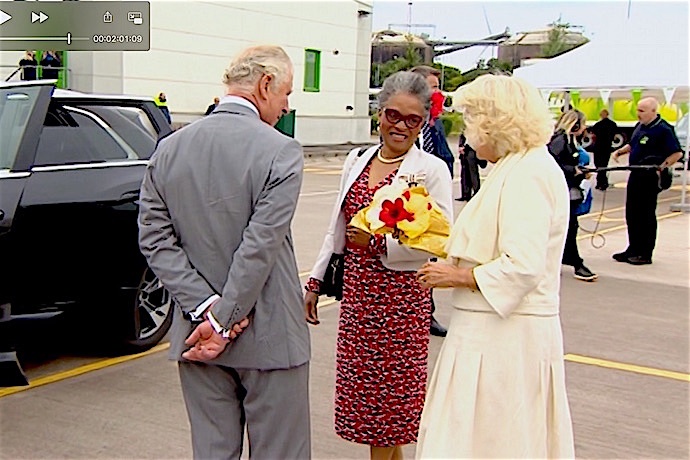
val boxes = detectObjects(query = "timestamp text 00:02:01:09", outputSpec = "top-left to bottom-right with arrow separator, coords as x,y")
92,35 -> 144,43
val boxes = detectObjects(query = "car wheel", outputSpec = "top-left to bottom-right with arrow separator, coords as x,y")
122,267 -> 172,351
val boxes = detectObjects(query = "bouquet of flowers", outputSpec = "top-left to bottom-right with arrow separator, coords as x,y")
349,182 -> 451,258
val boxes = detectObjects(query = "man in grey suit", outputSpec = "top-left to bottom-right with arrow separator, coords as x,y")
138,45 -> 311,459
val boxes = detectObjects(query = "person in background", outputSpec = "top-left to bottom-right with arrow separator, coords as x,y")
548,109 -> 598,282
590,109 -> 618,190
204,96 -> 220,115
416,74 -> 574,459
40,51 -> 61,80
457,132 -> 486,201
409,65 -> 454,337
19,51 -> 37,81
429,86 -> 444,124
410,65 -> 455,179
305,71 -> 453,460
155,92 -> 172,124
611,97 -> 682,265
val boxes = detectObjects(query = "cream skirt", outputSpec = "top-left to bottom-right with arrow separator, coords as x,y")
416,308 -> 575,459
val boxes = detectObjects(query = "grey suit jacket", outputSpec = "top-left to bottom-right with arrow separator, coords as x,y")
138,102 -> 310,370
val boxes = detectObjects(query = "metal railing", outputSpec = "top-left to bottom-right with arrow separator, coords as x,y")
2,65 -> 70,87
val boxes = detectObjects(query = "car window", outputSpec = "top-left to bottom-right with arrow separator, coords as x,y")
0,86 -> 41,170
34,105 -> 136,166
80,105 -> 157,158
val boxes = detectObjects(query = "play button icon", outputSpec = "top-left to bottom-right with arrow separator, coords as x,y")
31,11 -> 49,23
0,10 -> 12,26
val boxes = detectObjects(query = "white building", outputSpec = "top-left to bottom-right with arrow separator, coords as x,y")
0,0 -> 373,145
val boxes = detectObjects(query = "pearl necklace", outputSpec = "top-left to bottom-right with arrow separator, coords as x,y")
377,150 -> 406,164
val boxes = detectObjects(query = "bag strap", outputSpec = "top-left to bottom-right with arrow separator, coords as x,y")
356,146 -> 370,157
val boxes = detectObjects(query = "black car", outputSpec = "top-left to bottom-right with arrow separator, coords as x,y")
0,81 -> 174,377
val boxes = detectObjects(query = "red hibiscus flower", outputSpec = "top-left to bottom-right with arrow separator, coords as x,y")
379,198 -> 415,228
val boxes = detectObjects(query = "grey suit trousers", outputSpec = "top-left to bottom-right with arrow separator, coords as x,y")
179,361 -> 311,460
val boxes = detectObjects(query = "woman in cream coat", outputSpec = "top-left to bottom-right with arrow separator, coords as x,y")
416,74 -> 575,459
305,71 -> 453,460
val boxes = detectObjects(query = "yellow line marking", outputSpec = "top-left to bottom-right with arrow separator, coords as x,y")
579,196 -> 677,220
0,342 -> 170,398
596,215 -> 625,223
577,211 -> 683,240
565,353 -> 690,382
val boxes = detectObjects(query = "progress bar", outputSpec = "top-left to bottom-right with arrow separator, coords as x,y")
0,33 -> 89,44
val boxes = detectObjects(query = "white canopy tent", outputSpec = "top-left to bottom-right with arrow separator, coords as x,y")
514,35 -> 690,211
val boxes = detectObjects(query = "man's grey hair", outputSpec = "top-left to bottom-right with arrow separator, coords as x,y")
223,45 -> 292,89
378,71 -> 431,114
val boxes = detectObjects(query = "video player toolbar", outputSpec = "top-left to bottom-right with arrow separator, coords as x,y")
0,1 -> 150,51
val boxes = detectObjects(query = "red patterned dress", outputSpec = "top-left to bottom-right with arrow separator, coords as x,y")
308,162 -> 432,447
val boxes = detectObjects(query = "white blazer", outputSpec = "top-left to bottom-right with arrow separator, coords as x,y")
445,146 -> 570,318
310,144 -> 454,281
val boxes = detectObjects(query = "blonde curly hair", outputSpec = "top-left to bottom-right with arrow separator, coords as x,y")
454,74 -> 554,158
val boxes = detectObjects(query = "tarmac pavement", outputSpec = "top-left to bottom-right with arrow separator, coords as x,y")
0,153 -> 688,459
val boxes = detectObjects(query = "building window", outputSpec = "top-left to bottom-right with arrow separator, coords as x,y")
304,49 -> 320,92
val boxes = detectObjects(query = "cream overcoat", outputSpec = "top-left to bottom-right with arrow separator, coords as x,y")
416,145 -> 576,459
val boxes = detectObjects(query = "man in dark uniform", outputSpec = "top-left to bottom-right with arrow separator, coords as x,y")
612,97 -> 682,265
590,109 -> 618,190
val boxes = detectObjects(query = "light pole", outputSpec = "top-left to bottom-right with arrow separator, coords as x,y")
440,60 -> 445,91
437,36 -> 446,92
434,54 -> 445,92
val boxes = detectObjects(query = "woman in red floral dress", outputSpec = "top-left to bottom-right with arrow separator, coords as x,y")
305,71 -> 454,460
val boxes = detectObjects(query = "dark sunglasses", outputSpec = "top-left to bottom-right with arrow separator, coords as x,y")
383,108 -> 424,129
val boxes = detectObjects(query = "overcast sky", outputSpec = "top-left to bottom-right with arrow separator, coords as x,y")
371,0 -> 689,70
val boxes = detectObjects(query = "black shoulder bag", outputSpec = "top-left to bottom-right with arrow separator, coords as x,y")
321,253 -> 345,300
659,167 -> 673,191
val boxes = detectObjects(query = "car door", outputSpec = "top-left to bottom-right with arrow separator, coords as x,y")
0,83 -> 53,309
10,94 -> 172,313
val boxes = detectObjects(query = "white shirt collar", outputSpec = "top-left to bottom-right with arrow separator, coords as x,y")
219,95 -> 259,116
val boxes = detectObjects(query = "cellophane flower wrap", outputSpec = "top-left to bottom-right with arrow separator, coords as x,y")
349,182 -> 450,258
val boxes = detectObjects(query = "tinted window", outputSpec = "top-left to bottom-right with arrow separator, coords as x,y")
34,108 -> 132,166
81,105 -> 157,158
0,86 -> 41,170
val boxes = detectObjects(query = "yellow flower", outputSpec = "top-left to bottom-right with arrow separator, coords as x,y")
397,187 -> 432,239
364,182 -> 408,232
349,184 -> 451,258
